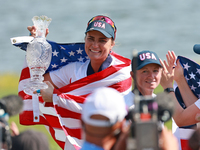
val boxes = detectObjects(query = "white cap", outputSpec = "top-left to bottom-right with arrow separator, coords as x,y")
82,87 -> 127,127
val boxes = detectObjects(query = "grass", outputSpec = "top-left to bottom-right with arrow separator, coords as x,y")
0,73 -> 62,150
0,73 -> 172,150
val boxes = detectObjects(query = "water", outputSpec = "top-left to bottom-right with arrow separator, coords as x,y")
1,0 -> 200,74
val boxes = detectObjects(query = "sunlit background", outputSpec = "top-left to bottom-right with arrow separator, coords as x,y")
1,0 -> 200,74
1,0 -> 200,149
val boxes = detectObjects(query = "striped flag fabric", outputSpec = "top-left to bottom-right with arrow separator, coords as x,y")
12,36 -> 132,150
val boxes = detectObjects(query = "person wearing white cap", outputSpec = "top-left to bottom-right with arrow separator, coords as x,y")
81,87 -> 129,150
80,86 -> 178,150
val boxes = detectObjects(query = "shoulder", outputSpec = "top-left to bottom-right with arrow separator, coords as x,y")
110,54 -> 131,71
110,55 -> 125,65
52,60 -> 89,73
110,51 -> 131,65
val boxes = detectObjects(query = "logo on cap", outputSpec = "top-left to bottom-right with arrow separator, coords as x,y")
139,52 -> 157,61
93,21 -> 106,29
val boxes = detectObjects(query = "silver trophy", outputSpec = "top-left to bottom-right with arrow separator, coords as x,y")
24,16 -> 52,95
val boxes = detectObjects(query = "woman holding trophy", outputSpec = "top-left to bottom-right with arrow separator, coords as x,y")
25,15 -> 132,150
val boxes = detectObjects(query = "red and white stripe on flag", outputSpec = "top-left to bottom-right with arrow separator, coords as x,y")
18,51 -> 132,150
172,119 -> 194,150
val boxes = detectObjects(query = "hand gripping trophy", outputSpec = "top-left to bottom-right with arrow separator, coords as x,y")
24,16 -> 52,122
24,15 -> 52,94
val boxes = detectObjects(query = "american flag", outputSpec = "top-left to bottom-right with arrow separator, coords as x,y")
175,55 -> 200,110
173,55 -> 199,150
12,37 -> 132,150
11,36 -> 88,73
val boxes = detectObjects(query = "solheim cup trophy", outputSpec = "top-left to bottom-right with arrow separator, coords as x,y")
24,15 -> 52,122
24,15 -> 52,95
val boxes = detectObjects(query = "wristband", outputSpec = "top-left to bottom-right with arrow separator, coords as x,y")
164,88 -> 174,93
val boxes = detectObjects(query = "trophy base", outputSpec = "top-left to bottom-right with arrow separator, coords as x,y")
24,81 -> 48,95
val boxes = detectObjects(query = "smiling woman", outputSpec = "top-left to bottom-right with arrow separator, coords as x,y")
20,15 -> 132,150
84,30 -> 115,73
124,50 -> 163,107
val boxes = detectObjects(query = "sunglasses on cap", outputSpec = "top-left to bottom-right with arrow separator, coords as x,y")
87,15 -> 117,38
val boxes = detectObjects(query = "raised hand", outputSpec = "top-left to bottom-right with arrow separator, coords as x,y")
27,25 -> 49,37
160,51 -> 176,89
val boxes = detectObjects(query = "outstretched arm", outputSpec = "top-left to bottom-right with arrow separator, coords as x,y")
166,50 -> 198,106
172,96 -> 200,126
160,51 -> 200,126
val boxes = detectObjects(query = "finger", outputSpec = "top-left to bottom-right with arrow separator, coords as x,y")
176,59 -> 181,67
159,58 -> 164,67
164,59 -> 174,74
166,51 -> 175,65
33,89 -> 42,94
160,59 -> 167,72
167,51 -> 173,59
166,53 -> 170,65
170,52 -> 177,66
44,81 -> 54,89
164,53 -> 174,73
27,26 -> 32,32
27,26 -> 36,31
163,60 -> 168,67
45,28 -> 49,37
163,60 -> 169,72
32,25 -> 36,30
27,26 -> 37,36
171,51 -> 177,60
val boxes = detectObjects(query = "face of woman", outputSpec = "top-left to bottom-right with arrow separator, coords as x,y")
85,30 -> 115,63
134,63 -> 162,95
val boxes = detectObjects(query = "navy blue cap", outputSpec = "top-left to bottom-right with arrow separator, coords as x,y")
132,50 -> 162,70
85,20 -> 115,39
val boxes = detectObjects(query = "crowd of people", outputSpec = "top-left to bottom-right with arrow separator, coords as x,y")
9,14 -> 200,150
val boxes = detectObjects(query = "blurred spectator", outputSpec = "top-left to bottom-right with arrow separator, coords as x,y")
188,128 -> 200,150
159,127 -> 179,150
10,122 -> 49,150
81,87 -> 129,150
